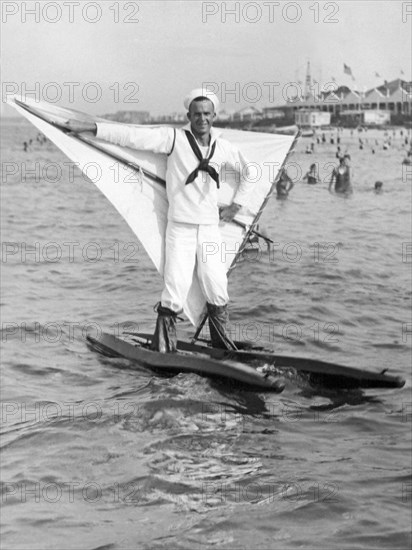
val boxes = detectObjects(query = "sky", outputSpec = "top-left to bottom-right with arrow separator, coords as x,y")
1,0 -> 411,117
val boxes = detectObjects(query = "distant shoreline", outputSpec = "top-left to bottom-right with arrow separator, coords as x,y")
2,115 -> 411,133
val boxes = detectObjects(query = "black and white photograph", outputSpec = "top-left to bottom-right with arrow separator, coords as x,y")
1,1 -> 411,548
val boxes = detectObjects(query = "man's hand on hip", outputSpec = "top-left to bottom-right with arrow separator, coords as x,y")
219,203 -> 242,223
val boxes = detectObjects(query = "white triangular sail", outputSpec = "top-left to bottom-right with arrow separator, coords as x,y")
10,97 -> 297,326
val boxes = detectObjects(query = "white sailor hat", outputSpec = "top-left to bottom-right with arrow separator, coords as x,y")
184,88 -> 220,112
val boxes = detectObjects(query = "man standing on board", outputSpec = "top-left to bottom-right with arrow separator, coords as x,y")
65,88 -> 254,352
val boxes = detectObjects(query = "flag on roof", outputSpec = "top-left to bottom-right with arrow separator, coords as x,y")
344,63 -> 353,76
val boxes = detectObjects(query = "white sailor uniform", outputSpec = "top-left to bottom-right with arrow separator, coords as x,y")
95,122 -> 253,313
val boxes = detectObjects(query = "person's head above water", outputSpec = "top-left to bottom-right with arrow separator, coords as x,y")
374,181 -> 383,190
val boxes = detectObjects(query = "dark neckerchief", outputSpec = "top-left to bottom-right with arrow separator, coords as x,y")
184,131 -> 219,188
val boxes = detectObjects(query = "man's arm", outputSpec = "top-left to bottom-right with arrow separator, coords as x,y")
219,145 -> 255,222
63,119 -> 174,154
96,122 -> 174,154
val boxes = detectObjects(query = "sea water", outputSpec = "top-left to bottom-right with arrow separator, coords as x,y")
1,119 -> 411,549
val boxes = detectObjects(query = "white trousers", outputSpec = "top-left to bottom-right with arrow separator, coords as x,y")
161,222 -> 229,313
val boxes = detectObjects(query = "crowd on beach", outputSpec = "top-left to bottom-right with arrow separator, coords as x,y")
276,126 -> 412,199
22,132 -> 48,152
249,126 -> 411,250
23,127 -> 411,199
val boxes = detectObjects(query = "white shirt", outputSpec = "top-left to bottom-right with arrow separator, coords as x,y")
96,122 -> 253,224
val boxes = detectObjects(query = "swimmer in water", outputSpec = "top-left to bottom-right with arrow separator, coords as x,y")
402,147 -> 412,165
374,181 -> 383,193
329,155 -> 353,195
303,163 -> 319,184
276,170 -> 294,198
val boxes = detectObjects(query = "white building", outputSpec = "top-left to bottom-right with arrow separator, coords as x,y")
232,106 -> 263,122
295,110 -> 331,127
